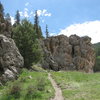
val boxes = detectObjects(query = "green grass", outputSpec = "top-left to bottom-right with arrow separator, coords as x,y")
0,69 -> 54,100
51,71 -> 100,100
97,56 -> 100,59
1,69 -> 100,100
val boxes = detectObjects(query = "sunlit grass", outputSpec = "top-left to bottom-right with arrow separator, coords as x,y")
51,71 -> 100,100
0,69 -> 54,100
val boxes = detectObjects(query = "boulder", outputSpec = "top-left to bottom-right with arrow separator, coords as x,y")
42,35 -> 95,73
0,35 -> 24,82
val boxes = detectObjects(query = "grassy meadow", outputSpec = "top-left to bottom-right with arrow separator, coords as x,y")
51,71 -> 100,100
1,69 -> 100,100
0,69 -> 54,100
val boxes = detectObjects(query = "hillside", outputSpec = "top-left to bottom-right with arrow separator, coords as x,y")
93,42 -> 100,71
94,42 -> 100,48
93,42 -> 100,56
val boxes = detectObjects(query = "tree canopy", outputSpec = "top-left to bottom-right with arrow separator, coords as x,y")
13,19 -> 43,68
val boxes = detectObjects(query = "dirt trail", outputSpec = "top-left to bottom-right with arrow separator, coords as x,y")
48,73 -> 64,100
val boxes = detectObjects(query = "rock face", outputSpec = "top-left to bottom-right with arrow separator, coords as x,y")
0,21 -> 12,38
42,35 -> 95,73
0,35 -> 24,82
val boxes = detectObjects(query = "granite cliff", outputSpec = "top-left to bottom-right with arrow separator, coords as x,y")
42,35 -> 95,73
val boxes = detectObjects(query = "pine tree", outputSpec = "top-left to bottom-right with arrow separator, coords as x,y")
15,10 -> 20,25
5,13 -> 12,33
0,2 -> 4,22
33,10 -> 43,39
13,19 -> 43,68
5,13 -> 11,24
34,10 -> 39,26
46,24 -> 49,38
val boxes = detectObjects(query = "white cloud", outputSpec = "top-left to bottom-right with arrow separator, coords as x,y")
24,8 -> 28,11
25,2 -> 29,6
24,8 -> 29,18
19,9 -> 51,19
50,33 -> 57,36
10,16 -> 15,25
44,13 -> 51,16
19,12 -> 23,17
37,9 -> 51,17
59,21 -> 100,43
24,11 -> 29,18
37,10 -> 42,16
42,9 -> 46,14
19,8 -> 29,18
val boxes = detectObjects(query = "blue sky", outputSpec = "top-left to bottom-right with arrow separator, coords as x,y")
1,0 -> 100,43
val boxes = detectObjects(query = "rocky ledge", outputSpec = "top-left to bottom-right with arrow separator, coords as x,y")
42,35 -> 95,73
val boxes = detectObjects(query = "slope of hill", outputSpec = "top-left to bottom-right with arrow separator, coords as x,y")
93,42 -> 100,55
93,42 -> 100,72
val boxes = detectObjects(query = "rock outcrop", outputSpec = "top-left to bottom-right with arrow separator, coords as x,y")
0,35 -> 24,83
0,21 -> 12,38
42,35 -> 95,73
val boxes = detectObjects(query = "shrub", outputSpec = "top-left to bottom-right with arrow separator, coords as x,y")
25,85 -> 41,100
8,82 -> 22,99
31,64 -> 46,72
36,77 -> 46,91
94,57 -> 100,72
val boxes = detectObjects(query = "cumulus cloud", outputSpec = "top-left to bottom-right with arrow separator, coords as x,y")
19,9 -> 51,18
37,9 -> 51,17
10,16 -> 15,25
59,21 -> 100,43
19,12 -> 23,17
19,8 -> 29,18
24,8 -> 29,18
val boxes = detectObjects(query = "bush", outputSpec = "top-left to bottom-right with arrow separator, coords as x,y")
36,76 -> 46,91
94,57 -> 100,72
0,70 -> 54,100
25,85 -> 41,100
31,64 -> 46,72
8,82 -> 22,99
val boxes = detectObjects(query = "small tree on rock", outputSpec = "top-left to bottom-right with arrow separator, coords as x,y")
15,10 -> 20,25
45,24 -> 49,38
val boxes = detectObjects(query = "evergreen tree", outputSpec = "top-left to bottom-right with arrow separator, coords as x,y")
13,19 -> 42,68
33,10 -> 43,39
38,26 -> 43,37
5,13 -> 12,34
5,13 -> 11,24
34,10 -> 39,26
45,24 -> 49,38
0,2 -> 4,22
15,10 -> 20,25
